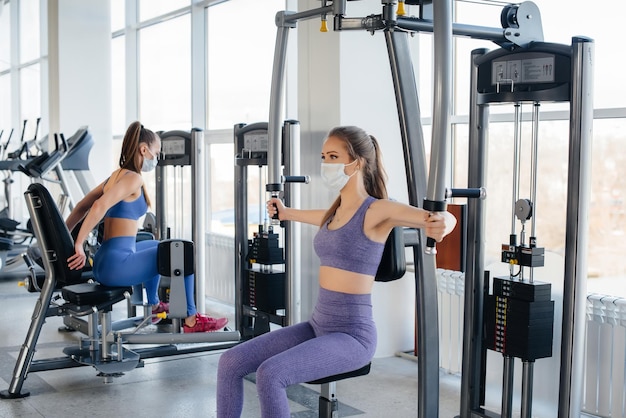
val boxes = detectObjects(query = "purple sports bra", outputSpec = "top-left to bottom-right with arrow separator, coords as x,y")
313,196 -> 385,276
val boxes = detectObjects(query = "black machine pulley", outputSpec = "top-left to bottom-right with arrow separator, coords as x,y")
500,4 -> 519,29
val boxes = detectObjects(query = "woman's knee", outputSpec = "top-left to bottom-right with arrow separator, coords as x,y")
218,348 -> 239,374
256,358 -> 291,391
218,344 -> 256,379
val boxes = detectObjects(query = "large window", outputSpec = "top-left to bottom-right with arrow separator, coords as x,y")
2,0 -> 43,136
206,0 -> 283,129
139,15 -> 191,131
206,0 -> 285,237
0,0 -> 45,226
0,2 -> 10,72
19,64 -> 40,140
0,76 -> 9,129
111,0 -> 285,239
109,0 -> 626,298
588,118 -> 626,284
139,0 -> 189,22
539,0 -> 621,109
19,0 -> 40,64
110,0 -> 125,33
111,36 -> 126,136
455,1 -> 623,110
450,0 -> 626,296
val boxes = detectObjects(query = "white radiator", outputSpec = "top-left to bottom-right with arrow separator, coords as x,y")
583,294 -> 626,417
437,269 -> 465,374
205,233 -> 236,304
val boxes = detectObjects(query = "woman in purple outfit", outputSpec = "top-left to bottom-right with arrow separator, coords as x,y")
217,125 -> 456,417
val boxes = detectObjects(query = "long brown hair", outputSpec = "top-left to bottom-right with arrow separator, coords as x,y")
320,126 -> 388,226
118,121 -> 158,207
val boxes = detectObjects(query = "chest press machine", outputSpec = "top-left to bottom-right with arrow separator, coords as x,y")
261,1 -> 453,416
262,1 -> 563,417
0,183 -> 240,399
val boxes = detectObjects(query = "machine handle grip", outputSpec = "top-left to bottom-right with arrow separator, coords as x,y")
282,175 -> 310,184
447,187 -> 486,199
266,184 -> 283,225
59,133 -> 69,153
422,200 -> 447,256
425,237 -> 437,255
272,203 -> 279,221
269,193 -> 281,224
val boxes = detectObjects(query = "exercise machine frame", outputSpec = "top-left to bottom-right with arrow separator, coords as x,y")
297,2 -> 589,417
0,183 -> 240,399
263,1 -> 546,417
461,37 -> 593,418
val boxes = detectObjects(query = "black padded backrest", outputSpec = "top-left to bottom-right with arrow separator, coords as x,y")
25,183 -> 85,287
375,226 -> 406,282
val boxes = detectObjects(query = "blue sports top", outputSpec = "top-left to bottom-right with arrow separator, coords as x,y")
104,178 -> 148,220
313,196 -> 385,276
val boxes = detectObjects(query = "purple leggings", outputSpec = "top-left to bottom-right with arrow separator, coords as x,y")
93,236 -> 197,316
216,287 -> 377,418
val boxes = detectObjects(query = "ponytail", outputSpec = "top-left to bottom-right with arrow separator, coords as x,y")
118,121 -> 157,208
366,135 -> 388,200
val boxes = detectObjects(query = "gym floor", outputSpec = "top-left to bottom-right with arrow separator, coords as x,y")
0,273 -> 466,418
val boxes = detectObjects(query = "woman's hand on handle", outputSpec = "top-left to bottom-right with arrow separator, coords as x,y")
424,211 -> 457,243
267,197 -> 288,221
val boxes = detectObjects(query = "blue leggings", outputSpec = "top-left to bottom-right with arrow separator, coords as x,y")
93,236 -> 197,316
216,287 -> 377,418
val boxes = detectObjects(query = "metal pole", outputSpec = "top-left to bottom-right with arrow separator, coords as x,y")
283,4 -> 335,24
398,17 -> 506,44
234,125 -> 248,335
501,356 -> 514,418
1,191 -> 56,398
283,120 -> 301,326
385,27 -> 438,418
529,103 -> 540,283
530,103 -> 540,241
521,360 -> 535,418
558,36 -> 594,418
511,104 -> 521,236
459,48 -> 489,418
267,13 -> 294,198
423,0 -> 453,254
397,1 -> 543,48
191,128 -> 206,313
155,163 -> 166,240
510,104 -> 522,278
54,165 -> 76,211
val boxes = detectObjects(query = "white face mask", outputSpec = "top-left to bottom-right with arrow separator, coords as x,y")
141,148 -> 159,172
320,160 -> 357,193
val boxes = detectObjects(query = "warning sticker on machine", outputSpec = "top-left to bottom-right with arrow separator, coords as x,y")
492,56 -> 555,85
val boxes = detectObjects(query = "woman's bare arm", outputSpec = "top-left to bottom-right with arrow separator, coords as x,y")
267,197 -> 326,226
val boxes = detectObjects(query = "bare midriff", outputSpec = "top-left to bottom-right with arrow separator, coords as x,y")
318,266 -> 375,294
103,217 -> 140,241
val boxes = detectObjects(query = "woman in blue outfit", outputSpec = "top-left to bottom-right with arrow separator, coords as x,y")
66,121 -> 227,333
216,125 -> 457,417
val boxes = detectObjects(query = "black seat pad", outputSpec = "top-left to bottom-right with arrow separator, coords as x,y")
62,282 -> 131,306
307,362 -> 371,385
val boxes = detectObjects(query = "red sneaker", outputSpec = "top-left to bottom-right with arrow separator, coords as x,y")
152,301 -> 169,314
183,314 -> 228,333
